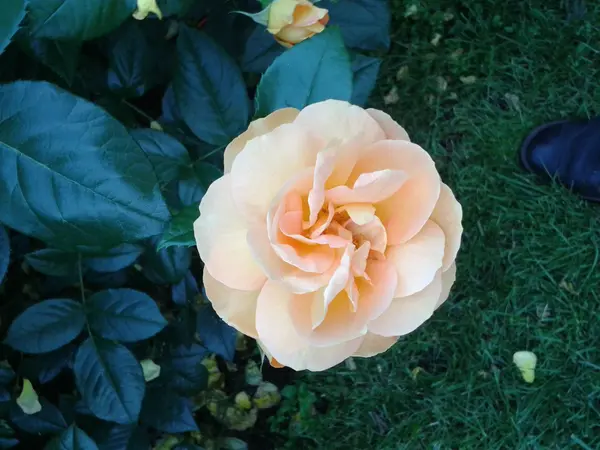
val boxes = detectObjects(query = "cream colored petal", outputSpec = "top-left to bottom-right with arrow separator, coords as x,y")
353,333 -> 398,358
326,169 -> 407,205
343,204 -> 376,226
368,271 -> 443,337
359,259 -> 398,321
430,183 -> 463,270
255,280 -> 362,371
386,220 -> 445,298
293,3 -> 329,26
346,216 -> 387,253
275,25 -> 315,44
307,143 -> 361,227
248,223 -> 335,294
351,140 -> 440,245
194,175 -> 266,291
267,0 -> 299,34
309,291 -> 368,346
230,123 -> 322,224
435,263 -> 456,309
366,109 -> 410,141
224,108 -> 299,173
316,245 -> 354,326
294,100 -> 386,160
203,269 -> 261,339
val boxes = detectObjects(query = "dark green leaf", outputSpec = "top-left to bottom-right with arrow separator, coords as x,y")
0,0 -> 26,55
241,25 -> 283,73
0,420 -> 18,449
174,26 -> 250,145
351,54 -> 381,106
28,0 -> 136,40
86,288 -> 167,342
45,424 -> 98,450
74,338 -> 145,424
141,244 -> 191,285
85,269 -> 129,289
21,344 -> 76,384
160,344 -> 208,394
95,424 -> 149,450
10,398 -> 67,434
84,244 -> 143,273
5,299 -> 86,354
130,129 -> 192,187
171,271 -> 199,306
158,204 -> 198,250
0,226 -> 9,286
0,363 -> 14,386
107,21 -> 173,98
158,0 -> 196,18
181,161 -> 222,205
255,28 -> 352,116
25,249 -> 79,277
196,304 -> 237,361
320,0 -> 390,51
0,81 -> 170,251
19,38 -> 81,85
140,389 -> 198,433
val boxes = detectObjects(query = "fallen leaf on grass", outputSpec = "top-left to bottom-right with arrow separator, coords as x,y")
504,93 -> 521,112
460,76 -> 477,84
384,86 -> 399,105
513,351 -> 537,383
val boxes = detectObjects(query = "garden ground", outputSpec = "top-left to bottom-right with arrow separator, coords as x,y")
273,1 -> 600,448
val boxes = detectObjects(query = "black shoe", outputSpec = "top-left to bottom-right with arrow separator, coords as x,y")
519,117 -> 600,202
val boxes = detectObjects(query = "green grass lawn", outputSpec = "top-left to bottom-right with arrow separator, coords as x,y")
272,1 -> 600,448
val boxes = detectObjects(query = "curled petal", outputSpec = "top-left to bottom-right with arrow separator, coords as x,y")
346,216 -> 387,253
386,220 -> 445,298
368,271 -> 443,337
255,280 -> 362,371
367,109 -> 410,141
435,263 -> 457,309
230,123 -> 323,224
326,169 -> 407,205
224,108 -> 299,173
203,269 -> 261,339
431,183 -> 463,270
194,175 -> 266,291
353,140 -> 441,245
353,333 -> 398,358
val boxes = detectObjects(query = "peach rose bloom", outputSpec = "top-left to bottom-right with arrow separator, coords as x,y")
194,100 -> 462,371
267,0 -> 329,48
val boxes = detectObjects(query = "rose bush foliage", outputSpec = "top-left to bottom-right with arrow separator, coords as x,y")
0,0 -> 459,448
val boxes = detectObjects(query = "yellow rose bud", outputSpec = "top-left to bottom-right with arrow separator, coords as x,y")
267,0 -> 329,48
16,379 -> 42,415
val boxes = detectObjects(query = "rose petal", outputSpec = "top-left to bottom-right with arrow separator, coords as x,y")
326,169 -> 407,205
224,108 -> 299,173
352,140 -> 441,245
203,269 -> 260,338
386,220 -> 445,298
231,123 -> 323,224
275,25 -> 316,44
368,271 -> 443,337
293,3 -> 329,26
346,216 -> 387,253
267,0 -> 298,34
342,203 -> 376,226
431,183 -> 463,270
194,175 -> 266,291
359,259 -> 398,321
366,109 -> 410,141
435,262 -> 456,309
352,333 -> 398,358
294,100 -> 385,150
255,280 -> 362,371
